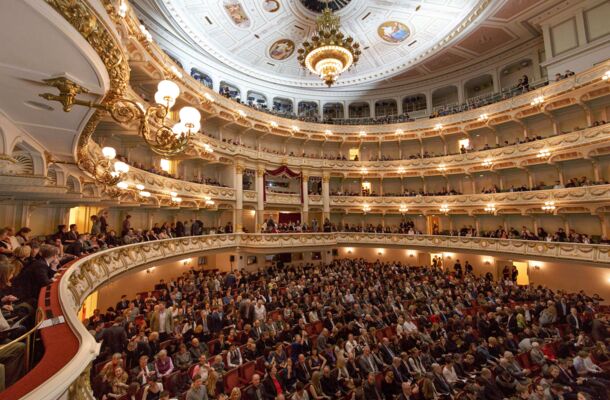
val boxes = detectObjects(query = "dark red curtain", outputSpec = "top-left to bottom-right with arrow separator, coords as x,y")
278,212 -> 302,225
263,165 -> 303,203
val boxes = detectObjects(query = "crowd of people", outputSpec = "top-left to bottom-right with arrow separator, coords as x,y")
445,225 -> 606,245
258,218 -> 607,245
116,156 -> 228,188
208,122 -> 607,165
88,256 -> 609,400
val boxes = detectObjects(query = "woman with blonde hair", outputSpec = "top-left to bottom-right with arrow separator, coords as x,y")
229,387 -> 241,400
420,376 -> 439,400
105,366 -> 129,399
206,369 -> 218,398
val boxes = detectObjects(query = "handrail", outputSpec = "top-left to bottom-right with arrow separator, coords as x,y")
0,308 -> 44,372
194,123 -> 610,172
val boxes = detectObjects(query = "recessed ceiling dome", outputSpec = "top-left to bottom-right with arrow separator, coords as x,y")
300,0 -> 352,13
152,0 -> 490,88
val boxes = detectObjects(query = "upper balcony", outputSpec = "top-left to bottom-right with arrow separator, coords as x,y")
113,3 -> 610,142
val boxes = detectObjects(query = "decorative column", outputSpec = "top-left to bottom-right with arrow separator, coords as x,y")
234,162 -> 244,232
322,173 -> 330,221
592,160 -> 601,182
597,213 -> 608,238
556,165 -> 564,186
256,167 -> 265,231
302,171 -> 309,225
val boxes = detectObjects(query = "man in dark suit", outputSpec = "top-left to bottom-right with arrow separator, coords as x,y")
555,297 -> 569,322
12,244 -> 57,304
115,295 -> 129,313
391,357 -> 410,384
295,354 -> 312,383
363,372 -> 382,400
379,337 -> 396,364
322,311 -> 335,331
358,346 -> 380,375
240,299 -> 255,325
245,373 -> 271,400
480,368 -> 504,400
101,316 -> 127,355
251,320 -> 264,340
321,366 -> 342,398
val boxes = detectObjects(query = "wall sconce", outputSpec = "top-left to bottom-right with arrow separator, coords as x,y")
395,129 -> 404,135
399,204 -> 409,214
362,204 -> 371,213
484,203 -> 496,214
237,110 -> 247,118
139,24 -> 153,42
542,201 -> 556,213
440,204 -> 450,214
40,78 -> 201,157
181,258 -> 192,265
478,113 -> 488,121
117,0 -> 128,17
407,250 -> 416,257
270,121 -> 278,128
94,146 -> 130,186
397,167 -> 405,174
602,71 -> 610,81
483,257 -> 493,265
160,158 -> 171,172
324,129 -> 333,136
292,126 -> 300,133
345,247 -> 353,254
359,131 -> 367,137
435,123 -> 443,131
537,149 -> 551,158
377,248 -> 385,256
482,158 -> 492,167
530,95 -> 544,107
438,164 -> 447,172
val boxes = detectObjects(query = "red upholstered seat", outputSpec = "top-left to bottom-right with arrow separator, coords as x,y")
224,367 -> 241,392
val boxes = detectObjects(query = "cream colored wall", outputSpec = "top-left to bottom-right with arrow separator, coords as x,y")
92,242 -> 610,313
95,251 -> 238,311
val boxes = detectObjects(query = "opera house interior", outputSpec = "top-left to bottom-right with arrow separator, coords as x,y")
1,0 -> 610,399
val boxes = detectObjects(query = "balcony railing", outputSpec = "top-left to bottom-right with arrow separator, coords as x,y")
17,232 -> 610,399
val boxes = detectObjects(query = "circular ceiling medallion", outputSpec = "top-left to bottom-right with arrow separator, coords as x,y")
263,0 -> 280,12
378,21 -> 410,43
299,0 -> 352,13
269,39 -> 295,60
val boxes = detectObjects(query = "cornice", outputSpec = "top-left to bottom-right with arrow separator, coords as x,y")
116,4 -> 610,139
194,124 -> 610,176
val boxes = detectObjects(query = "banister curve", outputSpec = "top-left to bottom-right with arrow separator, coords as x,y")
20,233 -> 610,399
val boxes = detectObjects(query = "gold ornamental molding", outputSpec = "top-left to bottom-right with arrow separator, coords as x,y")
43,0 -> 130,176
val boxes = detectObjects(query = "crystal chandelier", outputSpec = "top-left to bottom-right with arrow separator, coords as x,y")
297,7 -> 361,87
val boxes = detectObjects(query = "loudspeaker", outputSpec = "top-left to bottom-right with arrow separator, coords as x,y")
230,255 -> 235,262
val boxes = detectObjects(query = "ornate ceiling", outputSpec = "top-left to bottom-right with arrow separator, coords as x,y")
154,0 -> 492,87
132,0 -> 555,92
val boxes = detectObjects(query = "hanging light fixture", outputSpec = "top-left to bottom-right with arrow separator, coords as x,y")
39,78 -> 202,157
297,6 -> 361,87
